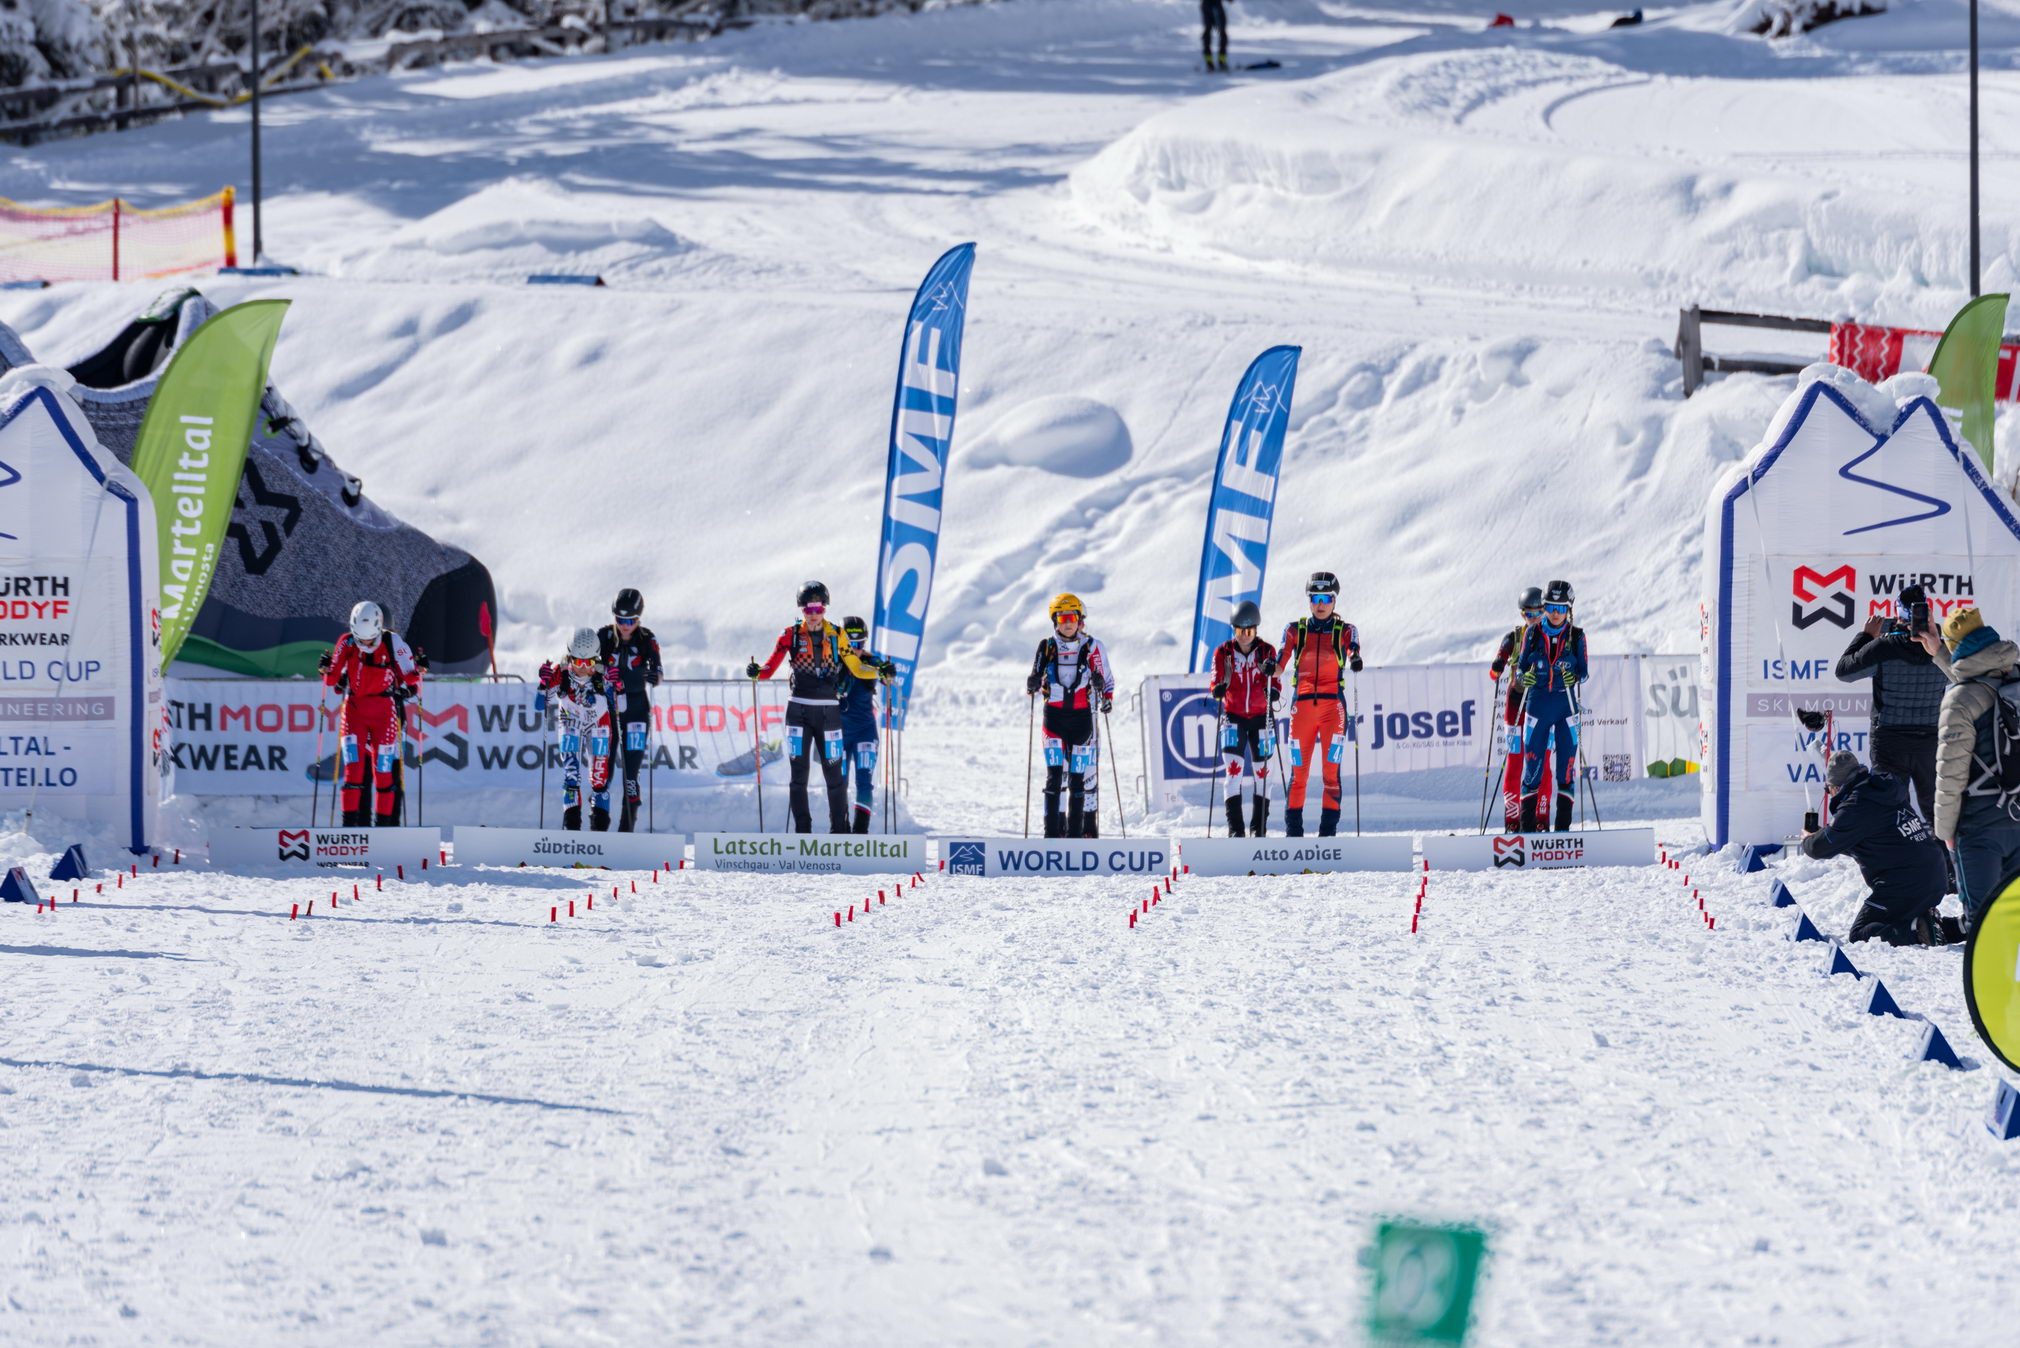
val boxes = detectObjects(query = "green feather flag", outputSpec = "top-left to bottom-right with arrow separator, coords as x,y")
1925,292 -> 2009,472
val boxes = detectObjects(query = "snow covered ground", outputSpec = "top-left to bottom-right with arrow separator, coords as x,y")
6,0 -> 2020,1341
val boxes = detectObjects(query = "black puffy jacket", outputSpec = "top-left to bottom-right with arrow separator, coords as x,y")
1835,629 -> 1947,730
1800,766 -> 1946,909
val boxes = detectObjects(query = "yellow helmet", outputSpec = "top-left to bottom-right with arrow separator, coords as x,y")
1048,593 -> 1085,622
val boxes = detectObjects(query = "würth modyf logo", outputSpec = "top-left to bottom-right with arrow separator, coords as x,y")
1791,564 -> 1857,630
1491,835 -> 1526,868
277,829 -> 310,861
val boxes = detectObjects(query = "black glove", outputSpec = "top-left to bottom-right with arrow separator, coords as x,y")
646,669 -> 662,686
1100,694 -> 1113,714
878,656 -> 898,677
1026,671 -> 1043,696
317,650 -> 334,674
1210,681 -> 1228,702
1349,655 -> 1364,673
745,659 -> 763,680
1260,657 -> 1277,678
412,646 -> 431,672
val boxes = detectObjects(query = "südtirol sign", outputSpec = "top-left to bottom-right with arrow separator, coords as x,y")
690,832 -> 927,875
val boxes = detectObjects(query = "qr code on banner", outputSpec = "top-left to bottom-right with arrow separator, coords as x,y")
1603,754 -> 1632,783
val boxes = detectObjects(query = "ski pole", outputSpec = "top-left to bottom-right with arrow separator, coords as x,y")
749,663 -> 765,833
1102,706 -> 1129,838
1570,682 -> 1603,828
1023,692 -> 1036,838
1207,699 -> 1225,837
1352,675 -> 1362,837
309,686 -> 329,830
537,700 -> 549,829
1476,671 -> 1502,832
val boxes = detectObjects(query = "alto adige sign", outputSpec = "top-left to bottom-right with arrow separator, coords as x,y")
1702,374 -> 2020,845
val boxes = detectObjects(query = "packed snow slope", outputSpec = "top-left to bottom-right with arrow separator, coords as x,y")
1,824 -> 2016,1346
10,0 -> 2019,678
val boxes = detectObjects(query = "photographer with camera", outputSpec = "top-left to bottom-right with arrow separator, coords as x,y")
1835,583 -> 1944,820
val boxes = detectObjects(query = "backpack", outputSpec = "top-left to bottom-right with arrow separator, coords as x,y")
1970,674 -> 2020,819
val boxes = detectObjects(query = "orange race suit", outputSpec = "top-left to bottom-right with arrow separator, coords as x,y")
1278,615 -> 1360,837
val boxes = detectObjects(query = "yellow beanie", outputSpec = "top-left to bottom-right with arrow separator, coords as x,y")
1943,607 -> 1985,647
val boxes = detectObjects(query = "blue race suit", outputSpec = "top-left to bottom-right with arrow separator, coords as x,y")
839,658 -> 883,832
1517,619 -> 1588,831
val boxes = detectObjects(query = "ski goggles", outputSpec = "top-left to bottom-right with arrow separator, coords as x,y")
802,603 -> 826,616
1308,593 -> 1336,604
1521,606 -> 1542,618
1544,604 -> 1571,617
568,655 -> 597,669
614,616 -> 639,627
1054,610 -> 1083,623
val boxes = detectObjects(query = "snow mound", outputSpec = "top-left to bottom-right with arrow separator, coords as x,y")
966,395 -> 1134,478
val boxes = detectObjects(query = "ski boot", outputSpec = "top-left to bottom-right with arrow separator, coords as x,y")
342,805 -> 370,828
1284,807 -> 1304,838
1225,796 -> 1246,837
1250,797 -> 1269,837
619,797 -> 639,833
562,804 -> 582,831
1554,792 -> 1574,832
373,808 -> 400,828
1518,794 -> 1539,833
1044,809 -> 1066,839
590,806 -> 611,833
853,809 -> 871,834
1318,806 -> 1340,837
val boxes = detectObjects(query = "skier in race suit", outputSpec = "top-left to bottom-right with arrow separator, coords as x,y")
1201,0 -> 1228,70
1517,580 -> 1589,833
748,582 -> 888,834
1210,599 -> 1281,836
1489,586 -> 1552,832
839,615 -> 895,833
1278,572 -> 1361,838
537,627 -> 617,831
319,600 -> 425,827
597,588 -> 662,832
1025,593 -> 1117,839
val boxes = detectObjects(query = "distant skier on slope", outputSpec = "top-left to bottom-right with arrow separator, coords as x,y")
319,600 -> 426,827
1201,0 -> 1228,71
747,583 -> 888,834
1026,593 -> 1117,838
537,627 -> 617,832
1516,580 -> 1589,833
1278,572 -> 1361,838
840,614 -> 897,833
1489,586 -> 1552,832
597,588 -> 662,832
1210,599 -> 1280,836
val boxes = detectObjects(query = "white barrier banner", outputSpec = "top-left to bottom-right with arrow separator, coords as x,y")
1179,835 -> 1412,875
691,832 -> 927,876
1141,657 -> 1648,807
1420,827 -> 1654,872
938,837 -> 1174,878
451,827 -> 684,870
208,825 -> 441,869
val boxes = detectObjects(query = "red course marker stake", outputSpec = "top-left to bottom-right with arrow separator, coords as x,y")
550,907 -> 557,923
398,865 -> 405,880
878,890 -> 886,905
353,884 -> 360,900
834,912 -> 841,927
568,900 -> 576,917
152,854 -> 159,868
173,849 -> 180,865
376,873 -> 383,891
1129,910 -> 1137,929
290,903 -> 298,920
306,900 -> 314,915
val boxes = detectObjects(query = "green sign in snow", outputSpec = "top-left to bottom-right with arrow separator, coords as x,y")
1366,1221 -> 1486,1345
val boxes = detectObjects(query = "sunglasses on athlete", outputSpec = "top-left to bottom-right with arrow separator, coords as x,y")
1544,604 -> 1570,617
802,604 -> 826,616
1308,594 -> 1335,604
615,616 -> 639,627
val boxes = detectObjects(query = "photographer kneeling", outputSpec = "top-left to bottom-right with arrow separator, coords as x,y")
1835,583 -> 1944,820
1800,751 -> 1962,946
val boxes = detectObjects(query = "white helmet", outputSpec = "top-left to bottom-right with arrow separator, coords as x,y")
349,600 -> 384,644
568,626 -> 600,661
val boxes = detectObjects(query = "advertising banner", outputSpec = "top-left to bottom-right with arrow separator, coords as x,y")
937,837 -> 1173,878
0,373 -> 162,852
872,242 -> 975,731
1141,658 -> 1643,807
691,832 -> 927,876
1702,379 -> 2020,844
167,678 -> 790,799
1419,827 -> 1654,871
1179,834 -> 1412,876
209,825 -> 441,869
1187,345 -> 1300,673
451,826 -> 684,870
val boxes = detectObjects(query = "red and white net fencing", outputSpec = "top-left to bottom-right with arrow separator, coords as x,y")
0,187 -> 237,284
1829,320 -> 2020,400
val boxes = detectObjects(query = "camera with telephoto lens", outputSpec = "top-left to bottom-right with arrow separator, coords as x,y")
1899,583 -> 1930,635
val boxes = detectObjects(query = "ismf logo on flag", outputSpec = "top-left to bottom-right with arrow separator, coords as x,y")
947,841 -> 986,876
277,829 -> 310,861
1491,835 -> 1526,868
1791,564 -> 1857,630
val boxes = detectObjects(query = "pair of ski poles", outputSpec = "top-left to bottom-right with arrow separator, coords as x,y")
1022,691 -> 1130,838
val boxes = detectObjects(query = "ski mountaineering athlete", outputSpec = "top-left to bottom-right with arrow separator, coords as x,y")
1201,0 -> 1228,71
839,616 -> 894,833
597,588 -> 662,832
536,627 -> 617,831
1210,600 -> 1280,836
319,600 -> 425,827
1278,573 -> 1361,838
1489,587 -> 1553,832
1025,594 -> 1117,839
747,583 -> 887,834
1516,581 -> 1590,832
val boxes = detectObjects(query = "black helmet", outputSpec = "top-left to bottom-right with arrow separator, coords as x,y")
1231,600 -> 1262,630
1543,580 -> 1574,606
796,580 -> 830,609
1307,571 -> 1340,597
1519,586 -> 1544,611
612,587 -> 643,619
842,614 -> 868,641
